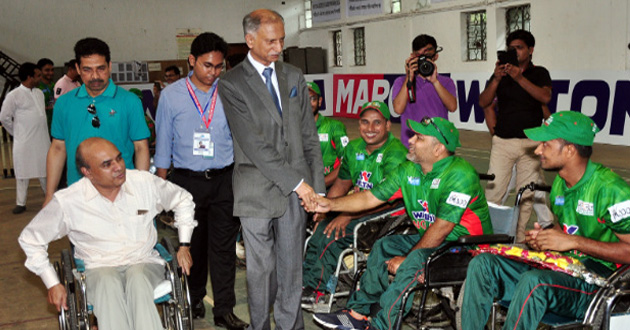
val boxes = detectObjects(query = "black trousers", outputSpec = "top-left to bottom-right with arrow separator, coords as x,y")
171,168 -> 240,317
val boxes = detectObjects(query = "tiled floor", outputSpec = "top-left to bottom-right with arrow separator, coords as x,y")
1,118 -> 628,329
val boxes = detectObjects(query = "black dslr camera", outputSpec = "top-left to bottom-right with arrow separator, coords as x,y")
415,55 -> 435,77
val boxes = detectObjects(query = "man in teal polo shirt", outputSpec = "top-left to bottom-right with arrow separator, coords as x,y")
309,82 -> 349,187
308,117 -> 493,330
302,101 -> 407,308
461,111 -> 630,330
44,38 -> 150,205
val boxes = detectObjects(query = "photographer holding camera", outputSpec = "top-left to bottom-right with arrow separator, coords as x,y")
480,29 -> 552,242
392,34 -> 457,147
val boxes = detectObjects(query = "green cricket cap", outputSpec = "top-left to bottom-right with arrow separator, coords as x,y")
306,82 -> 321,95
407,117 -> 461,152
128,88 -> 143,100
359,101 -> 390,121
524,111 -> 600,146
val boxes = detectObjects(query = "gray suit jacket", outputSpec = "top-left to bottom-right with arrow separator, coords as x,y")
218,59 -> 325,218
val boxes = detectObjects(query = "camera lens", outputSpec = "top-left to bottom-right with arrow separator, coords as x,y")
416,56 -> 435,77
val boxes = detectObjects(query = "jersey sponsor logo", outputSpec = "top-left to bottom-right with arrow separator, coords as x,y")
356,153 -> 365,161
319,133 -> 329,142
341,136 -> 349,147
446,192 -> 471,209
555,196 -> 565,205
56,87 -> 62,95
430,179 -> 440,189
407,176 -> 420,186
608,200 -> 630,223
411,199 -> 435,230
563,223 -> 579,235
376,153 -> 383,163
356,171 -> 373,189
576,200 -> 594,216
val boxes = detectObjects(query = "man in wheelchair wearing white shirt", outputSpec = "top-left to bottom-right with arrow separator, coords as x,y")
19,137 -> 197,330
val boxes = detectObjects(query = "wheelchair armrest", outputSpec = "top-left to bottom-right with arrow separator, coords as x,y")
75,258 -> 86,272
457,234 -> 513,245
155,243 -> 173,262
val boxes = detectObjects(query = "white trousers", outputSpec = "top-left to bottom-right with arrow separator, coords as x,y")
85,263 -> 164,330
16,177 -> 46,206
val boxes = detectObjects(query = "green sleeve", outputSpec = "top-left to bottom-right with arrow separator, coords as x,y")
337,142 -> 352,181
599,182 -> 630,234
371,163 -> 404,201
332,121 -> 348,159
435,165 -> 480,224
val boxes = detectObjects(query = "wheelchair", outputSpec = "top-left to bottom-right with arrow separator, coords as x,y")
486,263 -> 630,330
391,181 -> 630,330
389,181 -> 546,329
54,236 -> 193,330
305,202 -> 412,313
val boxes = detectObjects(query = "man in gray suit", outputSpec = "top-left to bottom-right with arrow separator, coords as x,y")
218,8 -> 325,330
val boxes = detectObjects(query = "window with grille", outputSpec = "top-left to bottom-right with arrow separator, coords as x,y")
353,28 -> 366,66
304,0 -> 312,28
506,4 -> 531,34
391,0 -> 401,13
333,30 -> 342,67
466,10 -> 487,61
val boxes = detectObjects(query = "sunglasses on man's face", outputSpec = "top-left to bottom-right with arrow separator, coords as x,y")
421,116 -> 448,145
87,104 -> 100,128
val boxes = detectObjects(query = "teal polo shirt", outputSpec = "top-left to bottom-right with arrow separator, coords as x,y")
51,79 -> 150,185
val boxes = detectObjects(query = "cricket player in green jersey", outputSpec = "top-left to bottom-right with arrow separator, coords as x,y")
302,101 -> 407,309
309,117 -> 493,330
308,82 -> 349,187
461,111 -> 630,330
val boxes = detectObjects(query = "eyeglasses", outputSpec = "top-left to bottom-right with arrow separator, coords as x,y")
87,104 -> 100,128
421,116 -> 448,145
309,96 -> 319,102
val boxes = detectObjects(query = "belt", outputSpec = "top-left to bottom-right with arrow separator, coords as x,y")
173,163 -> 234,180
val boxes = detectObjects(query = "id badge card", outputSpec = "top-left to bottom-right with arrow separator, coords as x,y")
193,130 -> 214,159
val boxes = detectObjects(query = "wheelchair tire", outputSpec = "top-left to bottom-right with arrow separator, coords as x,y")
61,249 -> 80,330
162,237 -> 193,330
455,279 -> 465,330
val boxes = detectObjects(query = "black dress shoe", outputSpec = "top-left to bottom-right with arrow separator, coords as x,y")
12,205 -> 26,214
214,312 -> 249,330
192,299 -> 205,319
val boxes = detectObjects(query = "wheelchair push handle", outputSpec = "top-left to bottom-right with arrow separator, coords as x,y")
515,182 -> 552,206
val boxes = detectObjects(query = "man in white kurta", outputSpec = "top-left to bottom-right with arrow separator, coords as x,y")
0,62 -> 51,214
19,137 -> 197,330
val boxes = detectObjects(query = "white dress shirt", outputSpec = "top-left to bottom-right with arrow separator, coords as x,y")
247,52 -> 282,111
19,170 -> 197,289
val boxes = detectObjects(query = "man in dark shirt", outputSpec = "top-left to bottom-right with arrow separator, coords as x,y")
479,29 -> 552,242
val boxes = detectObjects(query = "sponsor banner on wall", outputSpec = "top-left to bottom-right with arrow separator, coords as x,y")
347,0 -> 384,17
305,72 -> 630,146
312,0 -> 342,23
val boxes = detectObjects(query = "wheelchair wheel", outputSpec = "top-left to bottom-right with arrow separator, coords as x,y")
60,249 -> 80,330
162,237 -> 193,330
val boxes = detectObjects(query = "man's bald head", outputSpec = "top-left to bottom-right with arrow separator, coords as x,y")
75,137 -> 117,172
243,9 -> 284,36
75,137 -> 126,193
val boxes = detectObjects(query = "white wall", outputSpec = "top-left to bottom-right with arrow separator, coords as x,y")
0,0 -> 304,64
299,0 -> 630,74
2,0 -> 628,73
